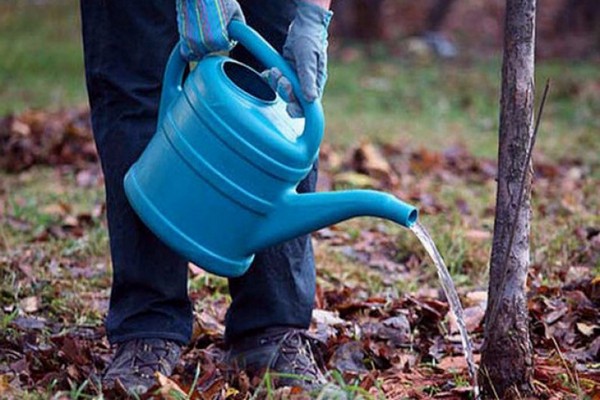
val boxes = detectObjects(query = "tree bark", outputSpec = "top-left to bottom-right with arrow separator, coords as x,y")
480,0 -> 536,398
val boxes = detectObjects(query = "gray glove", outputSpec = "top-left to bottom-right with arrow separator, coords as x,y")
264,1 -> 333,117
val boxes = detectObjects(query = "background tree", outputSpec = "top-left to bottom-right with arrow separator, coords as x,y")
480,0 -> 537,397
554,0 -> 600,52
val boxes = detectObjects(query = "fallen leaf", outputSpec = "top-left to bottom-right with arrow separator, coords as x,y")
10,316 -> 47,330
438,354 -> 481,372
576,322 -> 598,337
75,167 -> 102,187
566,266 -> 592,283
59,336 -> 90,365
464,229 -> 492,241
329,341 -> 369,373
544,307 -> 568,325
5,215 -> 32,232
156,372 -> 187,399
311,309 -> 347,327
352,142 -> 399,187
19,296 -> 39,313
465,291 -> 488,307
40,203 -> 69,216
193,310 -> 225,340
66,364 -> 79,380
0,374 -> 16,398
194,364 -> 227,399
376,315 -> 411,346
448,305 -> 485,334
0,108 -> 96,172
188,262 -> 205,276
411,148 -> 444,173
61,215 -> 79,227
333,171 -> 379,189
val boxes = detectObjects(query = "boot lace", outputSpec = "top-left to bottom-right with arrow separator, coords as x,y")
269,329 -> 326,383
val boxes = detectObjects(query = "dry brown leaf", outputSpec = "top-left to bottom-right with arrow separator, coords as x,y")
576,322 -> 598,337
352,142 -> 399,187
41,202 -> 70,216
188,262 -> 205,276
19,296 -> 39,313
156,372 -> 187,399
464,229 -> 492,241
329,341 -> 369,373
0,375 -> 16,398
0,108 -> 96,172
311,309 -> 347,327
193,310 -> 225,341
333,171 -> 378,189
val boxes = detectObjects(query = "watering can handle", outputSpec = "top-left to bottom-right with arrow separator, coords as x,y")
158,21 -> 324,161
228,20 -> 324,161
158,43 -> 186,127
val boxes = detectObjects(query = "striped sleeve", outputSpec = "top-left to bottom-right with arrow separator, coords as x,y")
176,0 -> 234,58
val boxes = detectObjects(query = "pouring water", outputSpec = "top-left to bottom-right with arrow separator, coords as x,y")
410,221 -> 480,399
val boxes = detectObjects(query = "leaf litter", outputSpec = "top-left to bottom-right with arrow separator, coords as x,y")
0,108 -> 598,398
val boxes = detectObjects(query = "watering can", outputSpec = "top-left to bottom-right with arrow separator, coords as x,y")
124,20 -> 418,278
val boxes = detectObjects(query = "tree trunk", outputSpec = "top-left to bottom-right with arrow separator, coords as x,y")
354,0 -> 385,41
480,0 -> 536,398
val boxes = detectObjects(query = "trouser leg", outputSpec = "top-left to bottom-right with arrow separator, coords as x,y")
225,0 -> 318,342
80,1 -> 192,345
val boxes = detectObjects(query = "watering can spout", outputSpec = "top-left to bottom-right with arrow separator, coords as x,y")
254,190 -> 418,251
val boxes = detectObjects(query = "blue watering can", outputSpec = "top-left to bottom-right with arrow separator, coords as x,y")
124,20 -> 418,278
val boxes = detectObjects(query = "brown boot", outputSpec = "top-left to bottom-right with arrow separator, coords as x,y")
226,327 -> 327,391
102,338 -> 181,396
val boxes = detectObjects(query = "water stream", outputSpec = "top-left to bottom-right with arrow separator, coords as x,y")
410,221 -> 480,399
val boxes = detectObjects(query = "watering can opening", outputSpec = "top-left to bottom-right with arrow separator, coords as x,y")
223,61 -> 277,103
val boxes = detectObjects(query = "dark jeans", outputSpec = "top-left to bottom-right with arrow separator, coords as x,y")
80,0 -> 316,345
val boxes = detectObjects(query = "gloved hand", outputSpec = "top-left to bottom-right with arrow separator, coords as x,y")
264,1 -> 333,117
176,0 -> 245,61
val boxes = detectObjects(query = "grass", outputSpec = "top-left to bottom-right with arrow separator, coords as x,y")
0,0 -> 86,115
326,56 -> 600,163
0,168 -> 109,327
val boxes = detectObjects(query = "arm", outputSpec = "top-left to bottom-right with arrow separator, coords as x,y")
176,0 -> 245,60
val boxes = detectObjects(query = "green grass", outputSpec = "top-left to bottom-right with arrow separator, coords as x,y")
0,0 -> 86,114
326,56 -> 600,162
0,168 -> 106,251
0,168 -> 109,326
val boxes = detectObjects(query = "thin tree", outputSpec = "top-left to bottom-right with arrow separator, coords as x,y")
480,0 -> 537,398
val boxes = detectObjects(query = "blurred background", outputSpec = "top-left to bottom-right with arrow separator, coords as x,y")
0,0 -> 598,159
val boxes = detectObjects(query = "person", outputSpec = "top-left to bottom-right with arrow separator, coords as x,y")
420,0 -> 458,59
79,0 -> 332,395
331,0 -> 457,59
